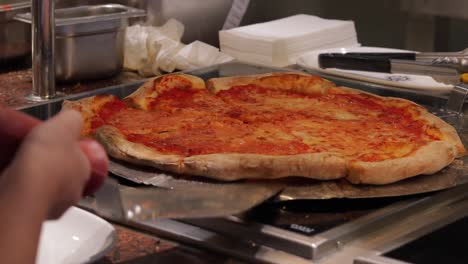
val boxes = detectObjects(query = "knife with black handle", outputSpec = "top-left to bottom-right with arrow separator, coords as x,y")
319,48 -> 468,73
318,52 -> 416,72
318,50 -> 468,85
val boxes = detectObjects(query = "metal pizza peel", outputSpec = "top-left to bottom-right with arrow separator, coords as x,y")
92,177 -> 283,221
93,159 -> 284,221
108,153 -> 468,201
278,158 -> 468,200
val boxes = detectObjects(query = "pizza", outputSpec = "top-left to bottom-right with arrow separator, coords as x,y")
63,72 -> 466,185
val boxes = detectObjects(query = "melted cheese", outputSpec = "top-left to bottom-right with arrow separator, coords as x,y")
83,75 -> 442,161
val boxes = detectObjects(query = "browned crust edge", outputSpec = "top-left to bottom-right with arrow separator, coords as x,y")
95,126 -> 348,181
206,72 -> 335,95
123,76 -> 158,110
419,110 -> 466,157
95,126 -> 183,173
62,96 -> 102,114
125,73 -> 206,110
346,141 -> 458,184
62,95 -> 117,137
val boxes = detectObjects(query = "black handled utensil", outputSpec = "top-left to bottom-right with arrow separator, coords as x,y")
318,52 -> 465,85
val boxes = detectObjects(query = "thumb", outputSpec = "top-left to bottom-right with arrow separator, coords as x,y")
42,110 -> 83,139
79,139 -> 108,196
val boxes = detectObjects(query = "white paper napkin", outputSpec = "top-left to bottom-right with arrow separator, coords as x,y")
219,14 -> 359,67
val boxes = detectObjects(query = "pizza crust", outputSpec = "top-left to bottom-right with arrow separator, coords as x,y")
183,153 -> 347,181
95,126 -> 184,174
418,110 -> 466,157
347,141 -> 458,184
207,72 -> 335,96
123,76 -> 158,110
62,94 -> 117,137
125,74 -> 206,110
95,125 -> 348,181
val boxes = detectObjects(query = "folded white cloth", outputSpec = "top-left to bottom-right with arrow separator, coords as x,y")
124,19 -> 186,76
174,41 -> 234,71
219,14 -> 359,67
124,24 -> 151,72
125,19 -> 233,76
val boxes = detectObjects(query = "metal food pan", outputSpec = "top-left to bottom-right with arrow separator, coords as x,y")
15,4 -> 146,82
0,0 -> 30,61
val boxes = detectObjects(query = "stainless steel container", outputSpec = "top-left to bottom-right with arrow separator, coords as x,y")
0,0 -> 30,61
16,4 -> 145,81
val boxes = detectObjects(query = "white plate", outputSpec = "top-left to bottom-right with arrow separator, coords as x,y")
297,46 -> 453,94
36,207 -> 116,264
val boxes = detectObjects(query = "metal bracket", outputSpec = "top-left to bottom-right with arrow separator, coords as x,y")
446,83 -> 468,115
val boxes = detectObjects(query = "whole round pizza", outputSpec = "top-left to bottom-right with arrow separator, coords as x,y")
63,72 -> 466,185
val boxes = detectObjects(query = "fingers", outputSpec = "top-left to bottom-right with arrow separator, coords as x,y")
6,109 -> 91,219
79,139 -> 109,196
42,110 -> 84,139
50,111 -> 109,196
0,108 -> 109,220
0,107 -> 41,169
0,106 -> 41,141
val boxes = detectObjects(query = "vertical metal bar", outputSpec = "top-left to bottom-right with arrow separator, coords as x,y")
29,0 -> 55,100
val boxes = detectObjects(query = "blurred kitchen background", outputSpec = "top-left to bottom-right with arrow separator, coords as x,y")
3,0 -> 468,81
79,0 -> 467,52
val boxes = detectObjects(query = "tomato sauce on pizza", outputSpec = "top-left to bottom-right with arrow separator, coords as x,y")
83,76 -> 443,162
64,73 -> 465,184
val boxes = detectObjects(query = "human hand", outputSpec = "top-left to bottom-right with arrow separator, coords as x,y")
0,107 -> 40,170
0,107 -> 108,218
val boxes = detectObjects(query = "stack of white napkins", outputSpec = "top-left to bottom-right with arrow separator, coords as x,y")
219,14 -> 359,67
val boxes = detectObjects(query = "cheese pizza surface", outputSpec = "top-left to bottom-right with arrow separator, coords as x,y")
63,73 -> 466,184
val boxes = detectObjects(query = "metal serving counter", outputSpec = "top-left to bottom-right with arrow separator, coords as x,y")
13,62 -> 468,263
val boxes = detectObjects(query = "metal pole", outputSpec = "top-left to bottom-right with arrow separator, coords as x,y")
29,0 -> 55,100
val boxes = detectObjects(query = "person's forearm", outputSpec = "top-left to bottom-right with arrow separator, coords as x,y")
0,168 -> 49,264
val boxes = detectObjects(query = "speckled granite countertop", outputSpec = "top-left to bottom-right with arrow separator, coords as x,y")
0,67 -> 143,108
96,226 -> 234,264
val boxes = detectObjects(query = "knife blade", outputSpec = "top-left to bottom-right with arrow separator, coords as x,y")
390,59 -> 461,85
318,52 -> 415,72
319,48 -> 468,73
93,177 -> 283,221
318,53 -> 464,85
